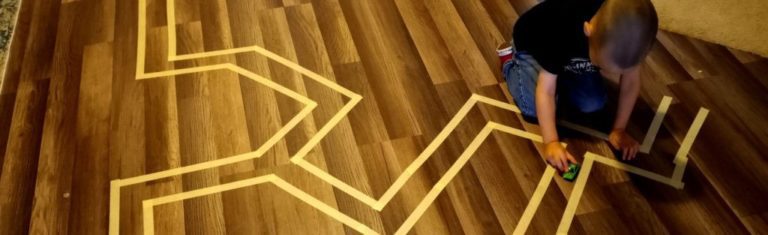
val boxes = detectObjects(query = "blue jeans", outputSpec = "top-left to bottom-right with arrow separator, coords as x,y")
503,50 -> 606,120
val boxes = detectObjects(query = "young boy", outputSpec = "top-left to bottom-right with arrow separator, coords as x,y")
498,0 -> 658,172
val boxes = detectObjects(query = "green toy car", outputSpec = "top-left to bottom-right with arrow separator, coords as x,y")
562,163 -> 581,182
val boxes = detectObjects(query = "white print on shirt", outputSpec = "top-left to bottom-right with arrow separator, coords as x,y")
564,58 -> 598,74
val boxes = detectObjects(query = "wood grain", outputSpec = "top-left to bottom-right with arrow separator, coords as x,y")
0,0 -> 765,234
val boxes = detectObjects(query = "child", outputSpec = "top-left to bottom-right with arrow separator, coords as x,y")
498,0 -> 658,172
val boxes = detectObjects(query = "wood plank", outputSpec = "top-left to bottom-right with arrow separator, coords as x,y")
174,74 -> 228,234
507,0 -> 542,15
225,0 -> 270,48
173,21 -> 227,234
143,26 -> 185,235
209,67 -> 261,233
479,0 -> 519,40
338,0 -> 423,139
67,42 -> 113,235
638,41 -> 691,106
282,0 -> 311,7
445,0 -> 506,84
196,0 -> 266,232
3,0 -> 768,232
0,94 -> 14,172
24,1 -> 82,234
0,78 -> 49,235
111,0 -> 147,232
742,212 -> 768,234
667,79 -> 768,227
599,182 -> 669,234
432,80 -> 506,234
173,0 -> 201,24
727,48 -> 763,64
259,7 -> 321,156
332,62 -> 389,145
424,0 -> 499,87
626,78 -> 748,235
287,5 -> 389,232
354,136 -> 447,234
309,0 -> 360,65
225,0 -> 292,169
575,208 -> 632,234
656,31 -> 716,80
84,0 -> 116,44
629,135 -> 749,234
199,0 -> 234,52
392,0 -> 463,85
744,58 -> 768,90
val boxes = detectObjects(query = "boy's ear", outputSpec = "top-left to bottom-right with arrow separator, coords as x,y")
584,21 -> 593,37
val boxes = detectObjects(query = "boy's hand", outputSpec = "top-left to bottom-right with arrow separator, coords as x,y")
609,129 -> 640,160
544,142 -> 577,172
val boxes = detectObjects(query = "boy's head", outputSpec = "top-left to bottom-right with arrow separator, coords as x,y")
584,0 -> 658,74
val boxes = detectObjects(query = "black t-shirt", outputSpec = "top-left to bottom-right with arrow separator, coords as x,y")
513,0 -> 605,75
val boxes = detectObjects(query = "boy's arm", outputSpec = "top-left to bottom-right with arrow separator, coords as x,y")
536,70 -> 559,144
613,66 -> 640,130
536,70 -> 577,170
611,66 -> 641,159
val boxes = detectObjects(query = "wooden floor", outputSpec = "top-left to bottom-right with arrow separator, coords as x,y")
1,0 -> 767,234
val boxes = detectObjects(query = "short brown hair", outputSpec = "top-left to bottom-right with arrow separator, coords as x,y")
591,0 -> 659,68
